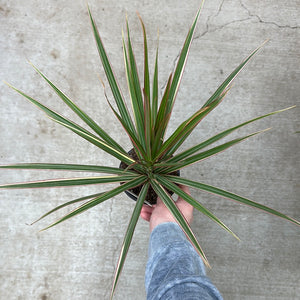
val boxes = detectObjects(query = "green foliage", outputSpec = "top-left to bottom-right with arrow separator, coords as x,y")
1,2 -> 298,298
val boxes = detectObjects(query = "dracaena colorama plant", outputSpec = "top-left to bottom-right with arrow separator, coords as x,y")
1,2 -> 299,298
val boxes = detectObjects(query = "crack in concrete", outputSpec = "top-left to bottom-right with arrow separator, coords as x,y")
160,0 -> 228,92
159,0 -> 298,96
195,0 -> 252,39
160,0 -> 226,92
196,0 -> 299,40
161,0 -> 225,94
240,0 -> 300,29
196,17 -> 252,39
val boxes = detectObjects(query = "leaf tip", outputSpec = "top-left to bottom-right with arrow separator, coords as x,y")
136,10 -> 141,19
29,218 -> 40,226
39,221 -> 56,232
234,234 -> 241,241
26,59 -> 35,70
204,258 -> 211,269
97,73 -> 105,88
3,80 -> 11,87
262,127 -> 272,133
86,1 -> 92,15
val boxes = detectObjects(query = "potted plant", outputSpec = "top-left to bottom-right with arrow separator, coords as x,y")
1,1 -> 299,298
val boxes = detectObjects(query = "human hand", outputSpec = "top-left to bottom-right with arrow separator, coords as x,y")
140,185 -> 193,232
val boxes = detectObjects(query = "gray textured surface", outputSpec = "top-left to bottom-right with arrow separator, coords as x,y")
0,0 -> 299,299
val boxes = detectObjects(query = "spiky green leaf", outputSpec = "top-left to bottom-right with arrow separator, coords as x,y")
31,192 -> 105,225
0,163 -> 135,175
201,40 -> 268,109
122,31 -> 146,153
111,182 -> 149,299
126,18 -> 144,122
167,0 -> 205,113
104,91 -> 147,161
88,6 -> 136,134
0,174 -> 137,189
49,117 -> 136,166
5,82 -> 134,165
167,176 -> 300,226
156,175 -> 239,239
5,82 -> 92,136
151,33 -> 159,124
138,13 -> 150,106
29,62 -> 125,152
168,106 -> 296,163
40,175 -> 147,230
163,129 -> 270,173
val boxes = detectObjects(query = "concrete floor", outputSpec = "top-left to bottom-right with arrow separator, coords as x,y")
0,0 -> 299,299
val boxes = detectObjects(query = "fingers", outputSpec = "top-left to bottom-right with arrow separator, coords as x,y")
176,185 -> 191,202
140,210 -> 151,222
178,184 -> 191,196
176,185 -> 192,207
140,204 -> 154,222
140,185 -> 193,225
176,185 -> 194,223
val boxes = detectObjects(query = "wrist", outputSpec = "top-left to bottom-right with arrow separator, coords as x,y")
150,217 -> 176,232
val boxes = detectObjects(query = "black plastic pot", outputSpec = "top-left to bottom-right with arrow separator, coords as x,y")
124,189 -> 139,201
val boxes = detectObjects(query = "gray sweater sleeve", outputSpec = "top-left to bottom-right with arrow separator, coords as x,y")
145,222 -> 223,300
